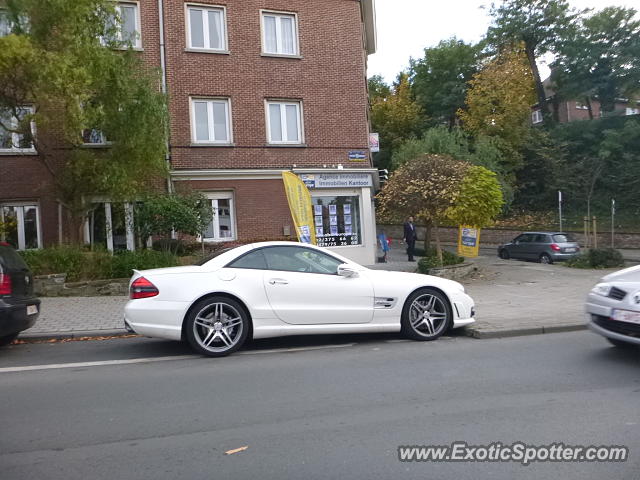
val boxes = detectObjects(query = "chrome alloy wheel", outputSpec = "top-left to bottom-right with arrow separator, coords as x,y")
408,293 -> 448,338
192,302 -> 244,353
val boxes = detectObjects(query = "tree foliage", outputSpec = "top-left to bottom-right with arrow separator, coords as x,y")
0,0 -> 168,240
445,166 -> 504,227
409,37 -> 480,128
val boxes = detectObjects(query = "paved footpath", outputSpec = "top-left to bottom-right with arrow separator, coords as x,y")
19,245 -> 639,341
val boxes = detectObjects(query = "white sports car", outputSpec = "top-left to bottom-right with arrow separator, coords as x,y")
124,242 -> 475,356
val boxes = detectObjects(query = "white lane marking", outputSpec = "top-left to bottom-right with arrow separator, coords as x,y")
238,343 -> 356,355
0,355 -> 195,374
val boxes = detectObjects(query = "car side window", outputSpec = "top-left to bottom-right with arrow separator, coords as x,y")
535,234 -> 549,243
227,250 -> 268,270
515,234 -> 531,243
263,246 -> 342,274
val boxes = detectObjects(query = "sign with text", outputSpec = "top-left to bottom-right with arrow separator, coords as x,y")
348,150 -> 367,161
298,173 -> 373,189
369,133 -> 380,153
457,225 -> 480,258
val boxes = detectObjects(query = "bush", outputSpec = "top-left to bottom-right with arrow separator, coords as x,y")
20,246 -> 179,281
417,248 -> 464,274
152,238 -> 198,256
566,248 -> 624,269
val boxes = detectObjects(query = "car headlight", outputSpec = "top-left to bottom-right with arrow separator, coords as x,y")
591,283 -> 612,297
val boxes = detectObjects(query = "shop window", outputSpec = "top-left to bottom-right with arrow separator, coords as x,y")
312,195 -> 361,247
0,204 -> 41,250
87,202 -> 135,251
203,193 -> 235,241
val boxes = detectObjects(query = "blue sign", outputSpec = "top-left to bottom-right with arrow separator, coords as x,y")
348,151 -> 367,161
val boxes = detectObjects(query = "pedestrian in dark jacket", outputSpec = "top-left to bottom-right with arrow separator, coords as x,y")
403,216 -> 417,261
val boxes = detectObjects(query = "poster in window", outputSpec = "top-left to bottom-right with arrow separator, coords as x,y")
344,215 -> 352,225
330,216 -> 337,226
314,205 -> 323,215
329,205 -> 337,215
315,215 -> 323,226
330,225 -> 338,235
345,225 -> 352,234
316,227 -> 324,236
343,205 -> 351,215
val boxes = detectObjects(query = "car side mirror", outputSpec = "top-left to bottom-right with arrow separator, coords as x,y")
337,264 -> 358,278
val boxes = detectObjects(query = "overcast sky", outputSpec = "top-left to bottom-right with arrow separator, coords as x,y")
367,0 -> 639,83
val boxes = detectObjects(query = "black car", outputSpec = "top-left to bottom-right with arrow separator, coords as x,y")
0,242 -> 40,346
497,232 -> 581,264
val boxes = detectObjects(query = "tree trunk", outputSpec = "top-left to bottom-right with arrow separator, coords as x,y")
525,45 -> 552,125
585,96 -> 594,120
423,219 -> 432,252
434,220 -> 443,266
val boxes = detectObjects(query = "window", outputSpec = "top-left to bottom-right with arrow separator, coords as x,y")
626,108 -> 639,116
575,102 -> 589,110
531,110 -> 543,124
81,128 -> 107,145
312,195 -> 361,247
104,2 -> 141,48
0,204 -> 41,250
261,11 -> 298,56
191,98 -> 232,144
0,106 -> 35,153
186,5 -> 227,51
228,250 -> 268,270
203,193 -> 235,241
0,9 -> 10,37
86,201 -> 135,251
266,100 -> 302,144
261,246 -> 342,274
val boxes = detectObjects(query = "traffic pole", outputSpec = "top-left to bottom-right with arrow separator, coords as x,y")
558,191 -> 563,232
611,199 -> 615,248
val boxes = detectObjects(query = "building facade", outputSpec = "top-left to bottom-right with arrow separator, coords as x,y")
0,0 -> 379,264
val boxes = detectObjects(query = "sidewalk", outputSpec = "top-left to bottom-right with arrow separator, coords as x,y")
20,243 -> 638,341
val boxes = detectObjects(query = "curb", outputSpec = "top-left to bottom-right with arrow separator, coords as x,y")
466,323 -> 587,339
19,329 -> 133,342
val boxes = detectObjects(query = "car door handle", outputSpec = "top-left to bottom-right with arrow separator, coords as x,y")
268,278 -> 289,285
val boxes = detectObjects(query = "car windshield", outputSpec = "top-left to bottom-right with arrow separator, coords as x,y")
553,234 -> 574,243
0,244 -> 29,271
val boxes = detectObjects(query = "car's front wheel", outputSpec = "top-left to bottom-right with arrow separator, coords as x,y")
401,288 -> 452,341
185,296 -> 250,357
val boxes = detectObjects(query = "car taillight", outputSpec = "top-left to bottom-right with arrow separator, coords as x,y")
550,243 -> 561,251
0,273 -> 12,295
130,276 -> 158,299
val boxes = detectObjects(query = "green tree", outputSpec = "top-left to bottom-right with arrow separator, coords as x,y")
409,37 -> 481,128
369,73 -> 423,170
0,0 -> 168,242
445,166 -> 504,227
552,6 -> 640,115
487,0 -> 579,125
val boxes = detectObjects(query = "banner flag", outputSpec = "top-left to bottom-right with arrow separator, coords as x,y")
282,171 -> 316,244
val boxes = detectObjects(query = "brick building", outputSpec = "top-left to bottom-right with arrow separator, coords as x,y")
0,0 -> 379,264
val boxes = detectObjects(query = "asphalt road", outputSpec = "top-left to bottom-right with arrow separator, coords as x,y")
1,331 -> 639,480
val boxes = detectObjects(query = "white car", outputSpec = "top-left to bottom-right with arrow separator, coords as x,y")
586,264 -> 640,348
124,242 -> 475,356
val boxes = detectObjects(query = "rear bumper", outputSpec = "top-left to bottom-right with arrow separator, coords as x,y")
0,299 -> 40,337
550,252 -> 580,261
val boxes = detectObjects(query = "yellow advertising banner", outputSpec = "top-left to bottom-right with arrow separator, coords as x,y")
458,225 -> 480,258
282,171 -> 316,245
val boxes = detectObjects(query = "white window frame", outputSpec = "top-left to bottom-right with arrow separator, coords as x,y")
531,110 -> 543,124
575,102 -> 589,110
81,128 -> 108,146
83,200 -> 135,252
203,192 -> 236,242
0,105 -> 36,154
626,107 -> 639,116
185,3 -> 228,53
103,2 -> 142,49
265,100 -> 304,145
260,10 -> 299,56
190,97 -> 233,144
0,9 -> 11,37
0,203 -> 42,250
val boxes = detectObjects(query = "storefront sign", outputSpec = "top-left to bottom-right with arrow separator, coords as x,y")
317,233 -> 360,247
457,225 -> 480,258
298,173 -> 373,189
348,150 -> 367,161
369,133 -> 380,153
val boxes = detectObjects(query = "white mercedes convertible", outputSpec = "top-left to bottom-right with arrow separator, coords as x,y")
124,242 -> 475,356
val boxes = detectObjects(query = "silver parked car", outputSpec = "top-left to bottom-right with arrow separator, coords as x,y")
497,232 -> 580,264
586,265 -> 640,348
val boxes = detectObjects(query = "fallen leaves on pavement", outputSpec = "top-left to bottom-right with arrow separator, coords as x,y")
225,446 -> 249,455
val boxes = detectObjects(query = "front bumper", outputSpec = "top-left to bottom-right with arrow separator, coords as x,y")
0,299 -> 40,337
587,313 -> 640,346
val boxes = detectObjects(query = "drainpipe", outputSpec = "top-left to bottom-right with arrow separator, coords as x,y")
158,0 -> 173,194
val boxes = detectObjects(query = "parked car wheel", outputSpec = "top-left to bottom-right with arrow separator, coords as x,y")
606,338 -> 637,348
401,288 -> 452,341
185,296 -> 250,357
0,333 -> 19,347
539,253 -> 552,264
499,249 -> 510,260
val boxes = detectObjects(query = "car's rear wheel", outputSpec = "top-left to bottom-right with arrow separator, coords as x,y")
0,333 -> 19,347
401,288 -> 452,341
539,253 -> 552,264
499,249 -> 510,260
185,296 -> 249,357
606,338 -> 636,348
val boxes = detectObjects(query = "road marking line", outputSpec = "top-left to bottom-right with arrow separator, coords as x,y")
0,355 -> 195,374
238,343 -> 356,355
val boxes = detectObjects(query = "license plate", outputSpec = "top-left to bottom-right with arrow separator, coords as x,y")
565,248 -> 576,252
612,309 -> 640,325
26,304 -> 38,316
